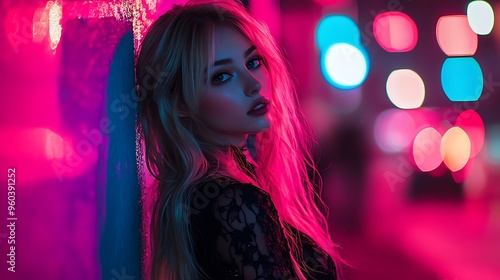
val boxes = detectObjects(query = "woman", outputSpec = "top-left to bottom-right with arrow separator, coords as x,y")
136,0 -> 343,279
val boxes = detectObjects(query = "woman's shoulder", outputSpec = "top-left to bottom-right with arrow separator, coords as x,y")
190,177 -> 276,219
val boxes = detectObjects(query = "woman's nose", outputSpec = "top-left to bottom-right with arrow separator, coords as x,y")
244,73 -> 262,96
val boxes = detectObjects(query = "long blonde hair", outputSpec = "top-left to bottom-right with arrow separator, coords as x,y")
136,0 -> 344,279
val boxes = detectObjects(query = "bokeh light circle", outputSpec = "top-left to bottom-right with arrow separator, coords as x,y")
413,127 -> 443,172
455,109 -> 485,157
441,57 -> 483,102
373,11 -> 418,52
440,127 -> 471,172
467,0 -> 495,35
452,157 -> 475,183
386,69 -> 425,109
316,15 -> 361,51
436,15 -> 478,56
374,109 -> 416,153
323,43 -> 369,89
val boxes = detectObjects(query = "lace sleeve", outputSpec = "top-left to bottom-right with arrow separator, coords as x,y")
191,181 -> 298,280
298,228 -> 338,280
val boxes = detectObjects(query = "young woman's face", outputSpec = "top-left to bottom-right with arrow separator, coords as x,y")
197,25 -> 271,147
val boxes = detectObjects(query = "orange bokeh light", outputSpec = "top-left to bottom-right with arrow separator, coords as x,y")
440,127 -> 471,172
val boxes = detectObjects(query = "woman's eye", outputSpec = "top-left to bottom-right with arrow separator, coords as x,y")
247,57 -> 262,69
212,73 -> 231,85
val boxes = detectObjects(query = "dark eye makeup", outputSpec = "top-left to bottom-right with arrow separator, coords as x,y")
211,56 -> 264,86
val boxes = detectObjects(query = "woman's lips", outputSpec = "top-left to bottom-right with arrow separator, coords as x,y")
247,102 -> 269,116
248,97 -> 270,115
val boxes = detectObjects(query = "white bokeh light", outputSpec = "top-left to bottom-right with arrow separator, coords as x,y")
467,0 -> 495,35
325,43 -> 368,88
386,69 -> 425,109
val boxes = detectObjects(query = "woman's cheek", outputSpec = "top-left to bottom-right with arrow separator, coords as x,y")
201,92 -> 242,117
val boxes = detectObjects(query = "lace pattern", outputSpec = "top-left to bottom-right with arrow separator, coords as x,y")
190,179 -> 337,280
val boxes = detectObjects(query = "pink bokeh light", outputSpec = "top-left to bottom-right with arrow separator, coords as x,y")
412,127 -> 443,172
311,0 -> 353,8
436,15 -> 478,56
455,109 -> 485,158
374,12 -> 418,52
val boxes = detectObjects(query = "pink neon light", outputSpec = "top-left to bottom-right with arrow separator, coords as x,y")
374,12 -> 418,52
311,0 -> 352,7
455,109 -> 485,158
374,109 -> 416,153
45,129 -> 65,159
452,156 -> 475,183
412,127 -> 442,172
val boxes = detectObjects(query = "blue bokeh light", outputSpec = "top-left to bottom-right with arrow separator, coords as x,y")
316,15 -> 369,90
316,15 -> 362,51
441,57 -> 483,101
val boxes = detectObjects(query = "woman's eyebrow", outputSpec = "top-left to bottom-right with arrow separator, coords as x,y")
244,45 -> 256,57
214,58 -> 232,67
213,46 -> 257,67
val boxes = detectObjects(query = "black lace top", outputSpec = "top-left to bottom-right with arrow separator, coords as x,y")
190,177 -> 337,280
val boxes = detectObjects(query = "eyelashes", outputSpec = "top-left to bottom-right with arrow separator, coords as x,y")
211,56 -> 264,86
246,56 -> 263,70
212,73 -> 231,85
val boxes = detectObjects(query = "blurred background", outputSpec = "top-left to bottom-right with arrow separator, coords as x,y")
0,0 -> 499,279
